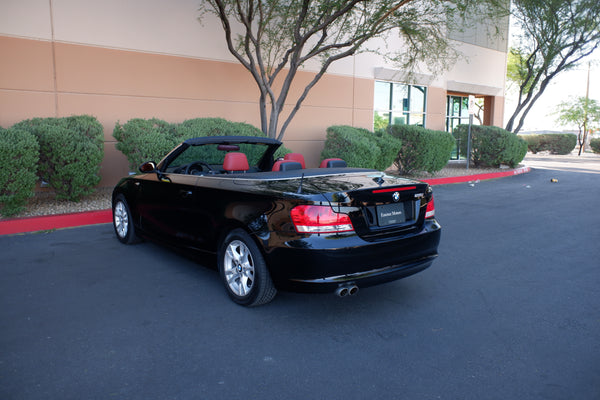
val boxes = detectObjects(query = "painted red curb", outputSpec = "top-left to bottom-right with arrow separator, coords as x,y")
0,167 -> 531,236
422,166 -> 531,186
0,209 -> 112,236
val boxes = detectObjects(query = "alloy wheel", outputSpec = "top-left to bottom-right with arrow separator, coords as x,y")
223,240 -> 255,297
114,201 -> 129,239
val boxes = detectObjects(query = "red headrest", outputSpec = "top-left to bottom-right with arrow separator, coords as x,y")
284,153 -> 306,169
272,160 -> 302,171
223,152 -> 249,172
272,160 -> 285,171
319,158 -> 346,168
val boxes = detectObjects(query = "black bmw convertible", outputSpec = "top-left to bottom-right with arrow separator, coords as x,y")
112,136 -> 441,306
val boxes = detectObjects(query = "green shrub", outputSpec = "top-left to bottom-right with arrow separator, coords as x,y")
548,134 -> 576,154
113,118 -> 178,171
520,133 -> 577,155
520,134 -> 544,154
387,125 -> 455,174
13,116 -> 104,201
321,126 -> 376,168
590,138 -> 600,154
371,130 -> 403,171
176,117 -> 263,139
0,127 -> 40,217
455,125 -> 527,168
321,126 -> 383,169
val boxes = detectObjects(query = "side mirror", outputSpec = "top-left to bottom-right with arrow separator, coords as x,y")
139,161 -> 157,173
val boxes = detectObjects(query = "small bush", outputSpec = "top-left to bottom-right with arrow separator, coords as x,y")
321,125 -> 400,170
321,126 -> 378,168
547,134 -> 576,154
521,134 -> 544,154
590,138 -> 600,154
113,118 -> 178,171
0,127 -> 40,217
387,125 -> 455,174
13,116 -> 104,201
520,133 -> 577,155
455,125 -> 527,168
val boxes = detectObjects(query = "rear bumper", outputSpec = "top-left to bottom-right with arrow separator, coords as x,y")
264,220 -> 441,293
284,255 -> 437,293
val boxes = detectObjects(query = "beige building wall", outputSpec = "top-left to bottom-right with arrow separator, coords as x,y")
0,35 -> 371,184
425,87 -> 448,130
0,0 -> 507,186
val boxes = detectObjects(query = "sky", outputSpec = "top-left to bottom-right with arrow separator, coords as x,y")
504,58 -> 600,132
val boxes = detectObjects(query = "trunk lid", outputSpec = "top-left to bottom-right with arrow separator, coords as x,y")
307,172 -> 432,240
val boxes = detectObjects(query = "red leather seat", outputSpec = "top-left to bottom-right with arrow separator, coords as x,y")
284,153 -> 306,168
223,152 -> 249,173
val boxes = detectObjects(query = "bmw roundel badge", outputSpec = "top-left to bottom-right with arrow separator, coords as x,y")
392,192 -> 400,202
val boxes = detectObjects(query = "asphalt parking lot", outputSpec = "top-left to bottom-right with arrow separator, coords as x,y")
1,167 -> 599,400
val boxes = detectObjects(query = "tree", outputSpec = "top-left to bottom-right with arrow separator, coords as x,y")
555,96 -> 600,155
505,0 -> 600,134
199,0 -> 507,141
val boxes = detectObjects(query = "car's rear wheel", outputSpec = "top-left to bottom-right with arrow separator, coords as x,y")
218,229 -> 276,307
113,195 -> 140,244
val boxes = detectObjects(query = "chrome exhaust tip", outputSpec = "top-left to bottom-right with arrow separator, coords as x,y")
335,285 -> 359,298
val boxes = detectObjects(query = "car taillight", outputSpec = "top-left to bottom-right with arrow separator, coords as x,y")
290,205 -> 354,234
425,196 -> 435,219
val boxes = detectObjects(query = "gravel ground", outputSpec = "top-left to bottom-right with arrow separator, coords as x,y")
2,187 -> 113,220
2,162 -> 513,220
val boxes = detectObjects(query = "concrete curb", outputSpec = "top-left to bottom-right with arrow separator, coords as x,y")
0,166 -> 531,235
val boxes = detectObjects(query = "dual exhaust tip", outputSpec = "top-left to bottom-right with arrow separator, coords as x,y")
335,284 -> 359,298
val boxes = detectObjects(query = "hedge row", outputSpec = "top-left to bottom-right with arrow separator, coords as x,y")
321,124 -> 455,175
321,126 -> 402,170
454,125 -> 527,168
0,116 -> 104,217
519,133 -> 577,155
387,125 -> 455,174
591,138 -> 600,154
113,117 -> 291,171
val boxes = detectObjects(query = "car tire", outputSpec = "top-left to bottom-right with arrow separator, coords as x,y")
218,228 -> 277,307
113,194 -> 140,244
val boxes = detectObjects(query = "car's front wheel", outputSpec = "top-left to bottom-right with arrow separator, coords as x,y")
218,229 -> 276,307
113,195 -> 140,244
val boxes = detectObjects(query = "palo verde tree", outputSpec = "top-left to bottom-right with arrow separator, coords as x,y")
199,0 -> 507,141
505,0 -> 600,134
555,97 -> 600,155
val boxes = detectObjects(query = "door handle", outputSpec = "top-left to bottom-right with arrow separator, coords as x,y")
179,190 -> 193,198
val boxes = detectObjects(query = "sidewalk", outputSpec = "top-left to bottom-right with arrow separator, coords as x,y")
0,165 -> 535,236
523,151 -> 600,174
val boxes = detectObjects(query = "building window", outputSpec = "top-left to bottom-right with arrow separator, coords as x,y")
374,81 -> 427,132
446,95 -> 470,133
446,95 -> 483,159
